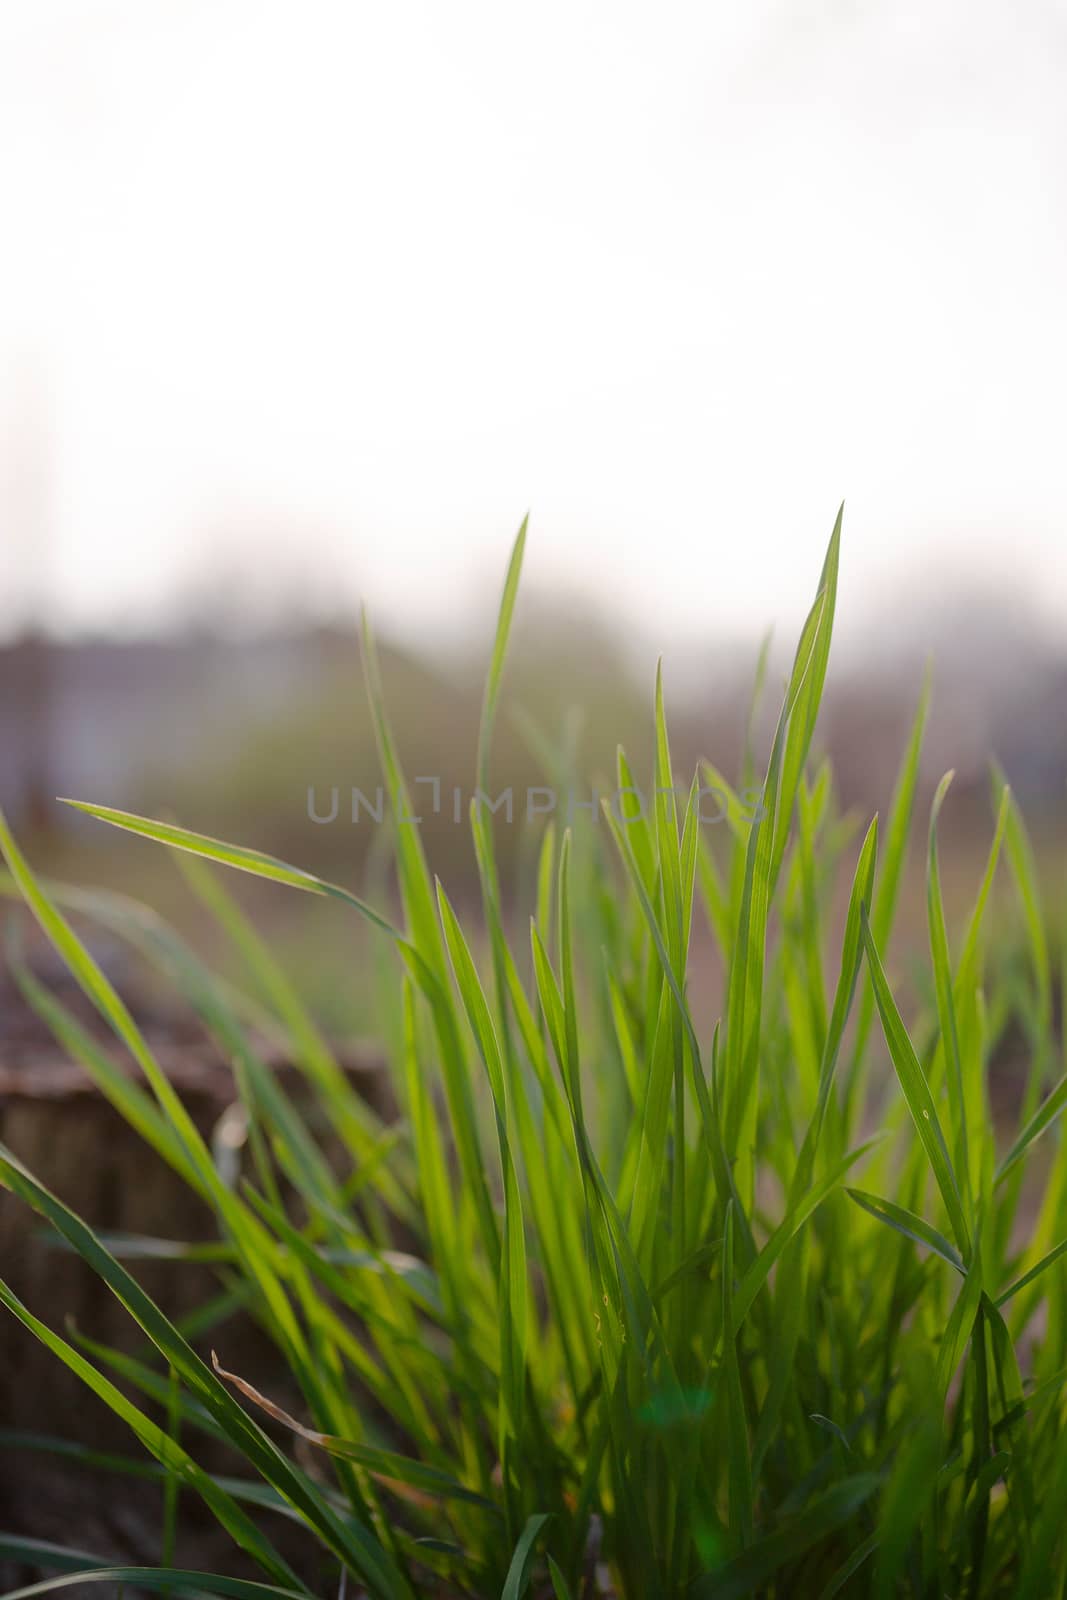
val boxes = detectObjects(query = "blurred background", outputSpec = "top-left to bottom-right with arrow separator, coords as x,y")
0,0 -> 1065,1014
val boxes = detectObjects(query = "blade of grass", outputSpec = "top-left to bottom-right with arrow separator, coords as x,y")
860,907 -> 971,1262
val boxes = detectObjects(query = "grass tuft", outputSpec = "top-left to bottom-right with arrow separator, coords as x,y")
1,510 -> 1065,1597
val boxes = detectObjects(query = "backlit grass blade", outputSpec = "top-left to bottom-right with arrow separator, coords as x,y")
360,611 -> 448,961
955,784 -> 1010,1002
845,669 -> 930,1121
791,815 -> 878,1198
861,906 -> 971,1262
926,772 -> 971,1210
602,797 -> 743,1240
531,900 -> 673,1390
399,975 -> 463,1310
996,1069 -> 1067,1186
437,879 -> 528,1457
845,1189 -> 965,1275
767,503 -> 842,895
994,1238 -> 1067,1308
722,579 -> 830,1202
361,609 -> 499,1274
56,802 -> 399,936
616,745 -> 657,894
476,515 -> 527,805
992,765 -> 1052,1030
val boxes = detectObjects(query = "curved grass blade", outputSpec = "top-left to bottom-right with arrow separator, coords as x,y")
926,773 -> 971,1208
767,504 -> 842,893
995,1069 -> 1067,1188
501,1512 -> 552,1600
994,1237 -> 1067,1308
0,1536 -> 116,1574
210,1354 -> 496,1513
0,1569 -> 311,1600
845,1188 -> 964,1275
860,906 -> 971,1261
55,802 -> 399,936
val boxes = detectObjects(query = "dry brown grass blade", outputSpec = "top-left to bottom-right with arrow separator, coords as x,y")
210,1351 -> 437,1510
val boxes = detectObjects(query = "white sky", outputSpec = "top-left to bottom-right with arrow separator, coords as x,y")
1,0 -> 1065,655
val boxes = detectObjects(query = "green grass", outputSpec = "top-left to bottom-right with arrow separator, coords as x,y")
1,508 -> 1066,1597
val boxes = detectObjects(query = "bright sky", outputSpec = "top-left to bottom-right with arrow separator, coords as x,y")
1,0 -> 1065,654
